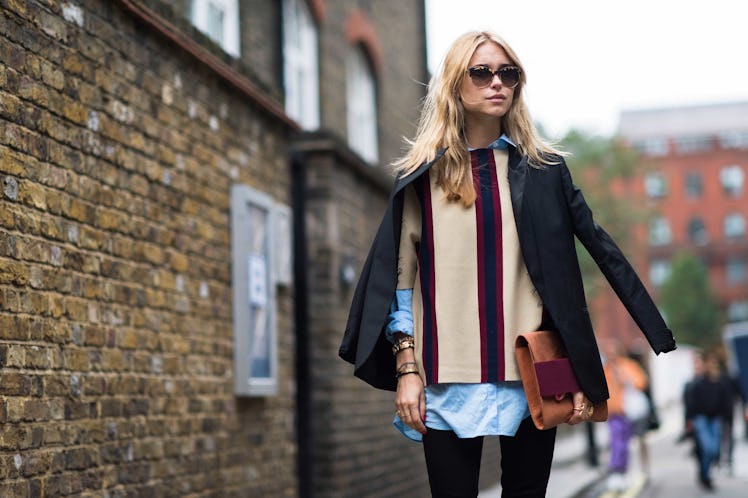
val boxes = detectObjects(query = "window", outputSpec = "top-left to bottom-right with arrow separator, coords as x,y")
727,301 -> 748,322
685,172 -> 703,198
687,217 -> 708,246
649,259 -> 672,287
346,46 -> 378,163
644,172 -> 667,198
282,0 -> 320,130
720,165 -> 745,196
634,138 -> 668,157
649,217 -> 672,246
190,0 -> 240,57
726,257 -> 746,285
725,213 -> 746,239
231,185 -> 292,396
719,131 -> 748,149
675,135 -> 712,154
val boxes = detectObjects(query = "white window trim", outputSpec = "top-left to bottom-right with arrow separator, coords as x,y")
190,0 -> 241,57
282,0 -> 320,130
346,46 -> 379,164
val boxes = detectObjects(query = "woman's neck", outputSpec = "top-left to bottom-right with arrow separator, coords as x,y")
464,118 -> 502,149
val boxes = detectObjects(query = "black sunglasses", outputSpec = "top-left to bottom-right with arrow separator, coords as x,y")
467,65 -> 521,89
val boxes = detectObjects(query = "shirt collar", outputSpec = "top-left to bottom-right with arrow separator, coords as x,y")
467,133 -> 515,151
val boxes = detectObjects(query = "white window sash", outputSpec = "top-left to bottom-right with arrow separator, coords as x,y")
282,0 -> 320,130
190,0 -> 240,57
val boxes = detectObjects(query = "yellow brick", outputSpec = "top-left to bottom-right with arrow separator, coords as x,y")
0,260 -> 29,285
168,250 -> 188,272
96,209 -> 121,231
62,100 -> 88,126
0,149 -> 26,177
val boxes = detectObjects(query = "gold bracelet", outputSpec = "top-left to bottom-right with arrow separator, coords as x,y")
396,368 -> 420,379
392,337 -> 415,355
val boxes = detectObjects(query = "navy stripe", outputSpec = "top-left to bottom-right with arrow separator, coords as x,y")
414,173 -> 438,382
474,149 -> 502,381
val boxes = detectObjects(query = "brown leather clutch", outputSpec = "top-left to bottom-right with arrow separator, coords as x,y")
515,330 -> 608,430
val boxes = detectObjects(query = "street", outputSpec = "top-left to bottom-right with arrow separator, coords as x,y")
578,406 -> 748,498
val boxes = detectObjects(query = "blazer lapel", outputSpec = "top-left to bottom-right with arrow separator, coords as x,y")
508,147 -> 528,232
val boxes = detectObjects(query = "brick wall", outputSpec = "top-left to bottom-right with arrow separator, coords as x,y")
0,1 -> 297,496
318,0 -> 429,167
295,134 -> 431,497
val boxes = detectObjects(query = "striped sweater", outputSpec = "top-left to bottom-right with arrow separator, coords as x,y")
398,147 -> 543,384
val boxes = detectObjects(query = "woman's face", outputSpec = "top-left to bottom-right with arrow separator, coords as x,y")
460,42 -> 516,124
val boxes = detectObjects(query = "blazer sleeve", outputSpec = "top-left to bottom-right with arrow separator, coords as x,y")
397,185 -> 420,289
559,159 -> 677,355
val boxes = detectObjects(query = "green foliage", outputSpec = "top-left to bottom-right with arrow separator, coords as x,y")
559,129 -> 650,297
658,252 -> 723,348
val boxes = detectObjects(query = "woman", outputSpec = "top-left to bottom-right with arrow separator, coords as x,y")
601,340 -> 649,491
339,30 -> 676,497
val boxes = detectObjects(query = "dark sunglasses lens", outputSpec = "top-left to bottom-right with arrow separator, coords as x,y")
469,67 -> 493,86
499,67 -> 520,87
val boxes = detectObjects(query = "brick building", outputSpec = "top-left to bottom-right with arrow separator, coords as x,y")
592,102 -> 748,350
0,0 -> 435,496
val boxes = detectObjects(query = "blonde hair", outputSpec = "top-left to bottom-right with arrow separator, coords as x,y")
393,31 -> 566,206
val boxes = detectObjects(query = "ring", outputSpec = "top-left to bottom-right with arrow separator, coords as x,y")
587,405 -> 594,417
395,410 -> 402,417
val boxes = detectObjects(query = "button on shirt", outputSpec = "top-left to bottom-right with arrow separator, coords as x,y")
387,135 -> 530,442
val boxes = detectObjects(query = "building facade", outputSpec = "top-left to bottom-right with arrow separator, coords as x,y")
0,0 -> 433,496
593,102 -> 748,350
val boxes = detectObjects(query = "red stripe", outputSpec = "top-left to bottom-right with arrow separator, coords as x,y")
487,151 -> 505,381
472,153 -> 489,382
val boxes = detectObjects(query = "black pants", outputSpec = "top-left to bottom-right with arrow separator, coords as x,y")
422,416 -> 556,498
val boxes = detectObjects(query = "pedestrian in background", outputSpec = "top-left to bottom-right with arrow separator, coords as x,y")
601,340 -> 649,491
340,29 -> 677,498
684,351 -> 731,491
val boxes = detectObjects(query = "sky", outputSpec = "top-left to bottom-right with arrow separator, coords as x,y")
425,0 -> 748,138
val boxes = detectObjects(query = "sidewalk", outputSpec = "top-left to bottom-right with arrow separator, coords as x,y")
478,422 -> 608,498
479,403 -> 748,498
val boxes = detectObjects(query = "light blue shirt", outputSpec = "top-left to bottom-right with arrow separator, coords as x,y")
387,135 -> 529,442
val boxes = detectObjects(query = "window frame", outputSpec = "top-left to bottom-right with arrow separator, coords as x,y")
724,212 -> 746,239
230,185 -> 293,397
648,216 -> 672,247
346,45 -> 379,164
282,0 -> 320,130
190,0 -> 241,57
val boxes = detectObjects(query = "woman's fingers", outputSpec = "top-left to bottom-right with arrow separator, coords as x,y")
396,374 -> 427,434
567,391 -> 592,425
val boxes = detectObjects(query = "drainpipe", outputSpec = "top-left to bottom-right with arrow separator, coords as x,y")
292,150 -> 312,498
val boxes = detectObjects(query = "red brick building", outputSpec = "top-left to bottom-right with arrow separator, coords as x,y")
593,102 -> 748,351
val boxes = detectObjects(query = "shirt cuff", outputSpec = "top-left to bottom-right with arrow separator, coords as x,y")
385,289 -> 414,342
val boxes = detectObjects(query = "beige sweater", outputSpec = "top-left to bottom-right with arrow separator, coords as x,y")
397,148 -> 543,384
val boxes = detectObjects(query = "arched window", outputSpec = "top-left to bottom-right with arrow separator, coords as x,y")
282,0 -> 320,130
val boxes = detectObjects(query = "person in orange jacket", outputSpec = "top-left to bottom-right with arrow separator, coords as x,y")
601,339 -> 648,491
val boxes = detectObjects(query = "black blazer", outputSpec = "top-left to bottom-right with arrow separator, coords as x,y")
339,146 -> 676,404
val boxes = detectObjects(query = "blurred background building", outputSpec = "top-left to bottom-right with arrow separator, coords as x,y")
592,102 -> 748,347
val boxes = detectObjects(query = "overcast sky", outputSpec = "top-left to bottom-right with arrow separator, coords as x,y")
425,0 -> 748,138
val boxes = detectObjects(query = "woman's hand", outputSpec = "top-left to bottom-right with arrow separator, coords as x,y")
566,391 -> 593,425
396,372 -> 427,434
